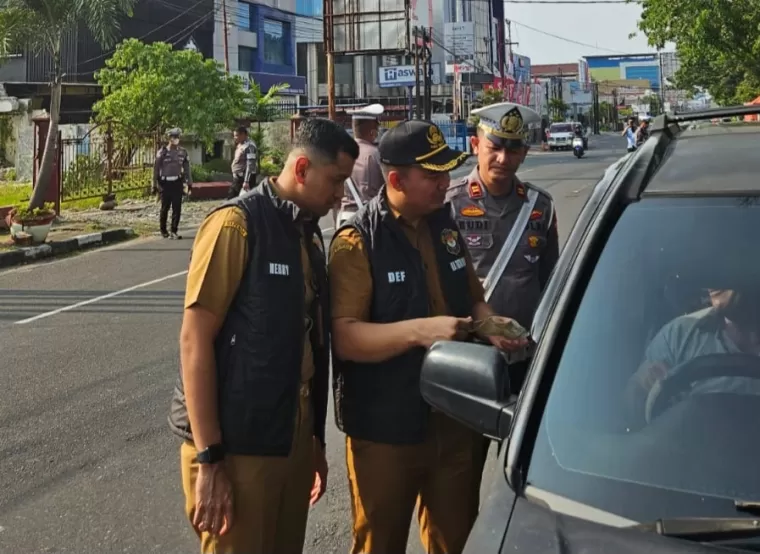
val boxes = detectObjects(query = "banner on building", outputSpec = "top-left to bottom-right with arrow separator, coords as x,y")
378,63 -> 442,88
577,58 -> 590,86
444,22 -> 475,75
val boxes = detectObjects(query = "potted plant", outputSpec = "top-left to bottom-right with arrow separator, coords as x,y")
7,202 -> 56,243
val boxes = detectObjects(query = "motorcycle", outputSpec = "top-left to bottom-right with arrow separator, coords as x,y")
572,136 -> 585,158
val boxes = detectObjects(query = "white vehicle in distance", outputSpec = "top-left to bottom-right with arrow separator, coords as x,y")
547,122 -> 588,151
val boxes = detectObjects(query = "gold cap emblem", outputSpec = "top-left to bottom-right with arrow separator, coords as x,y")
500,107 -> 524,135
427,124 -> 446,150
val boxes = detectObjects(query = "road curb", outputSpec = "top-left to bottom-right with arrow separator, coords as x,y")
0,227 -> 136,269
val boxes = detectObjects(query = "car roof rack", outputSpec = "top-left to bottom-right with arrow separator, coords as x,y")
650,104 -> 760,133
623,104 -> 760,202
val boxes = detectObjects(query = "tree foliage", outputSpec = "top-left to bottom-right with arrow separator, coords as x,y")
0,0 -> 137,209
636,0 -> 760,104
93,39 -> 249,147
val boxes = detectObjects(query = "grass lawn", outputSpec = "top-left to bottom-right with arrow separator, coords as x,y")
0,181 -> 150,211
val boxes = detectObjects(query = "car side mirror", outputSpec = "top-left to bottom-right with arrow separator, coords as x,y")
421,341 -> 514,440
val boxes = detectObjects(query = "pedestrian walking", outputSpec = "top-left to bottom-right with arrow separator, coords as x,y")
153,127 -> 192,239
329,119 -> 527,554
635,117 -> 650,146
622,117 -> 638,152
335,103 -> 385,227
228,126 -> 258,199
168,118 -> 359,554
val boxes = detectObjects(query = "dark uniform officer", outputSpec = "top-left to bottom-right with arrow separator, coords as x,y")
335,103 -> 385,227
329,120 -> 519,554
447,102 -> 559,390
229,126 -> 258,199
153,127 -> 192,239
169,118 -> 359,554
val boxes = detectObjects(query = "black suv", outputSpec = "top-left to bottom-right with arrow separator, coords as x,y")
422,106 -> 760,553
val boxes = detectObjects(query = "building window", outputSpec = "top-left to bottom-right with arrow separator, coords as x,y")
296,0 -> 322,16
239,46 -> 256,72
263,19 -> 288,65
237,1 -> 253,31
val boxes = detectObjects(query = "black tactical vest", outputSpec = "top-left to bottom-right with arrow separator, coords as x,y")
168,180 -> 330,455
332,190 -> 473,445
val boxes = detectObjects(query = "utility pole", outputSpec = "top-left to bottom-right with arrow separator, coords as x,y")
413,26 -> 423,120
423,28 -> 432,120
504,19 -> 518,102
221,0 -> 230,72
323,0 -> 336,119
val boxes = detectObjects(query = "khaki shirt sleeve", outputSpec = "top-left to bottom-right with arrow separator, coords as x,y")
465,249 -> 486,304
328,228 -> 373,321
184,206 -> 249,319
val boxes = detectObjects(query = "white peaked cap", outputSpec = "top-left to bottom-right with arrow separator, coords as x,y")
347,103 -> 385,120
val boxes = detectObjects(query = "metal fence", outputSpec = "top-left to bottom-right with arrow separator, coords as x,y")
59,127 -> 157,202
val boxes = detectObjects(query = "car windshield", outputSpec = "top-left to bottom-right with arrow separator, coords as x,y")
550,124 -> 573,133
527,196 -> 760,523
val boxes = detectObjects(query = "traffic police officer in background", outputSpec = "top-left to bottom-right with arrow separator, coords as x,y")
169,118 -> 358,554
228,125 -> 258,198
153,127 -> 192,239
447,102 -> 559,391
329,119 -> 527,554
335,103 -> 385,227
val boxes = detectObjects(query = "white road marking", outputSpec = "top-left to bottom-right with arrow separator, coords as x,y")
14,270 -> 189,325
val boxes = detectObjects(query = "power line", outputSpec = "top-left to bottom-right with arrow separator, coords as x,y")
76,0 -> 212,67
509,19 -> 627,53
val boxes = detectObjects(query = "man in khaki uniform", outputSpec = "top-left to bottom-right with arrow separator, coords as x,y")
329,119 -> 527,554
228,126 -> 258,198
168,118 -> 359,554
335,103 -> 385,227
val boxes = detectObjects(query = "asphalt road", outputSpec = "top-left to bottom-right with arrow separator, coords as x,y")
0,133 -> 628,553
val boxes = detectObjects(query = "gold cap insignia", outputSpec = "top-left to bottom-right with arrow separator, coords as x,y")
427,125 -> 446,150
500,107 -> 524,135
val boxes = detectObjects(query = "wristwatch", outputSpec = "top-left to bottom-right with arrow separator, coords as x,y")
196,443 -> 225,464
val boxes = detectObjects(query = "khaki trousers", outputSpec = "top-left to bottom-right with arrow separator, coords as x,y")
346,411 -> 485,554
180,387 -> 315,554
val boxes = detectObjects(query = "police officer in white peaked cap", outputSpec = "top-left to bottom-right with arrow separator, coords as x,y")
335,103 -> 385,227
154,127 -> 192,239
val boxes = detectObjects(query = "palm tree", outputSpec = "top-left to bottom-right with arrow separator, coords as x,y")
0,0 -> 136,210
246,81 -> 288,159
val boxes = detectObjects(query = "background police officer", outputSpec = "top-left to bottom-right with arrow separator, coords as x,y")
169,118 -> 358,554
329,119 -> 526,554
153,127 -> 191,239
447,102 -> 559,392
335,103 -> 385,227
229,126 -> 258,198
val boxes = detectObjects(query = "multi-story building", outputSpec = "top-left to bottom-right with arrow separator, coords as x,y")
215,0 -> 307,101
1,0 -> 215,123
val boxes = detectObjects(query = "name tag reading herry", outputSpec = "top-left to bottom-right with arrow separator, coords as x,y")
269,263 -> 290,276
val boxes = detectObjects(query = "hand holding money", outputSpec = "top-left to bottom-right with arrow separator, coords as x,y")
469,316 -> 530,352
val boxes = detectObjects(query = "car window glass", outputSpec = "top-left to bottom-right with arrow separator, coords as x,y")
527,196 -> 760,523
550,124 -> 573,133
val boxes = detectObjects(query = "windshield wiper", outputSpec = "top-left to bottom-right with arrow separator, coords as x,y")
632,517 -> 760,542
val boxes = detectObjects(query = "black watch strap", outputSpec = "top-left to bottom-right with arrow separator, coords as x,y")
196,443 -> 225,464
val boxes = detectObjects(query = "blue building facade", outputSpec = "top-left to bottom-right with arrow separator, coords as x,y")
227,0 -> 306,96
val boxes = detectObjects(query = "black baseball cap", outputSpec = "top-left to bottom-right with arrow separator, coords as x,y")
378,120 -> 469,173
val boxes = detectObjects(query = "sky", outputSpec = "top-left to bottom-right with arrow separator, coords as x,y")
504,1 -> 659,64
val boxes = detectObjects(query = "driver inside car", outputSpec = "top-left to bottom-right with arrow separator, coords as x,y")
623,288 -> 760,428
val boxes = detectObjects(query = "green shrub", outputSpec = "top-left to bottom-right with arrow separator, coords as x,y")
191,164 -> 214,183
202,158 -> 231,174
